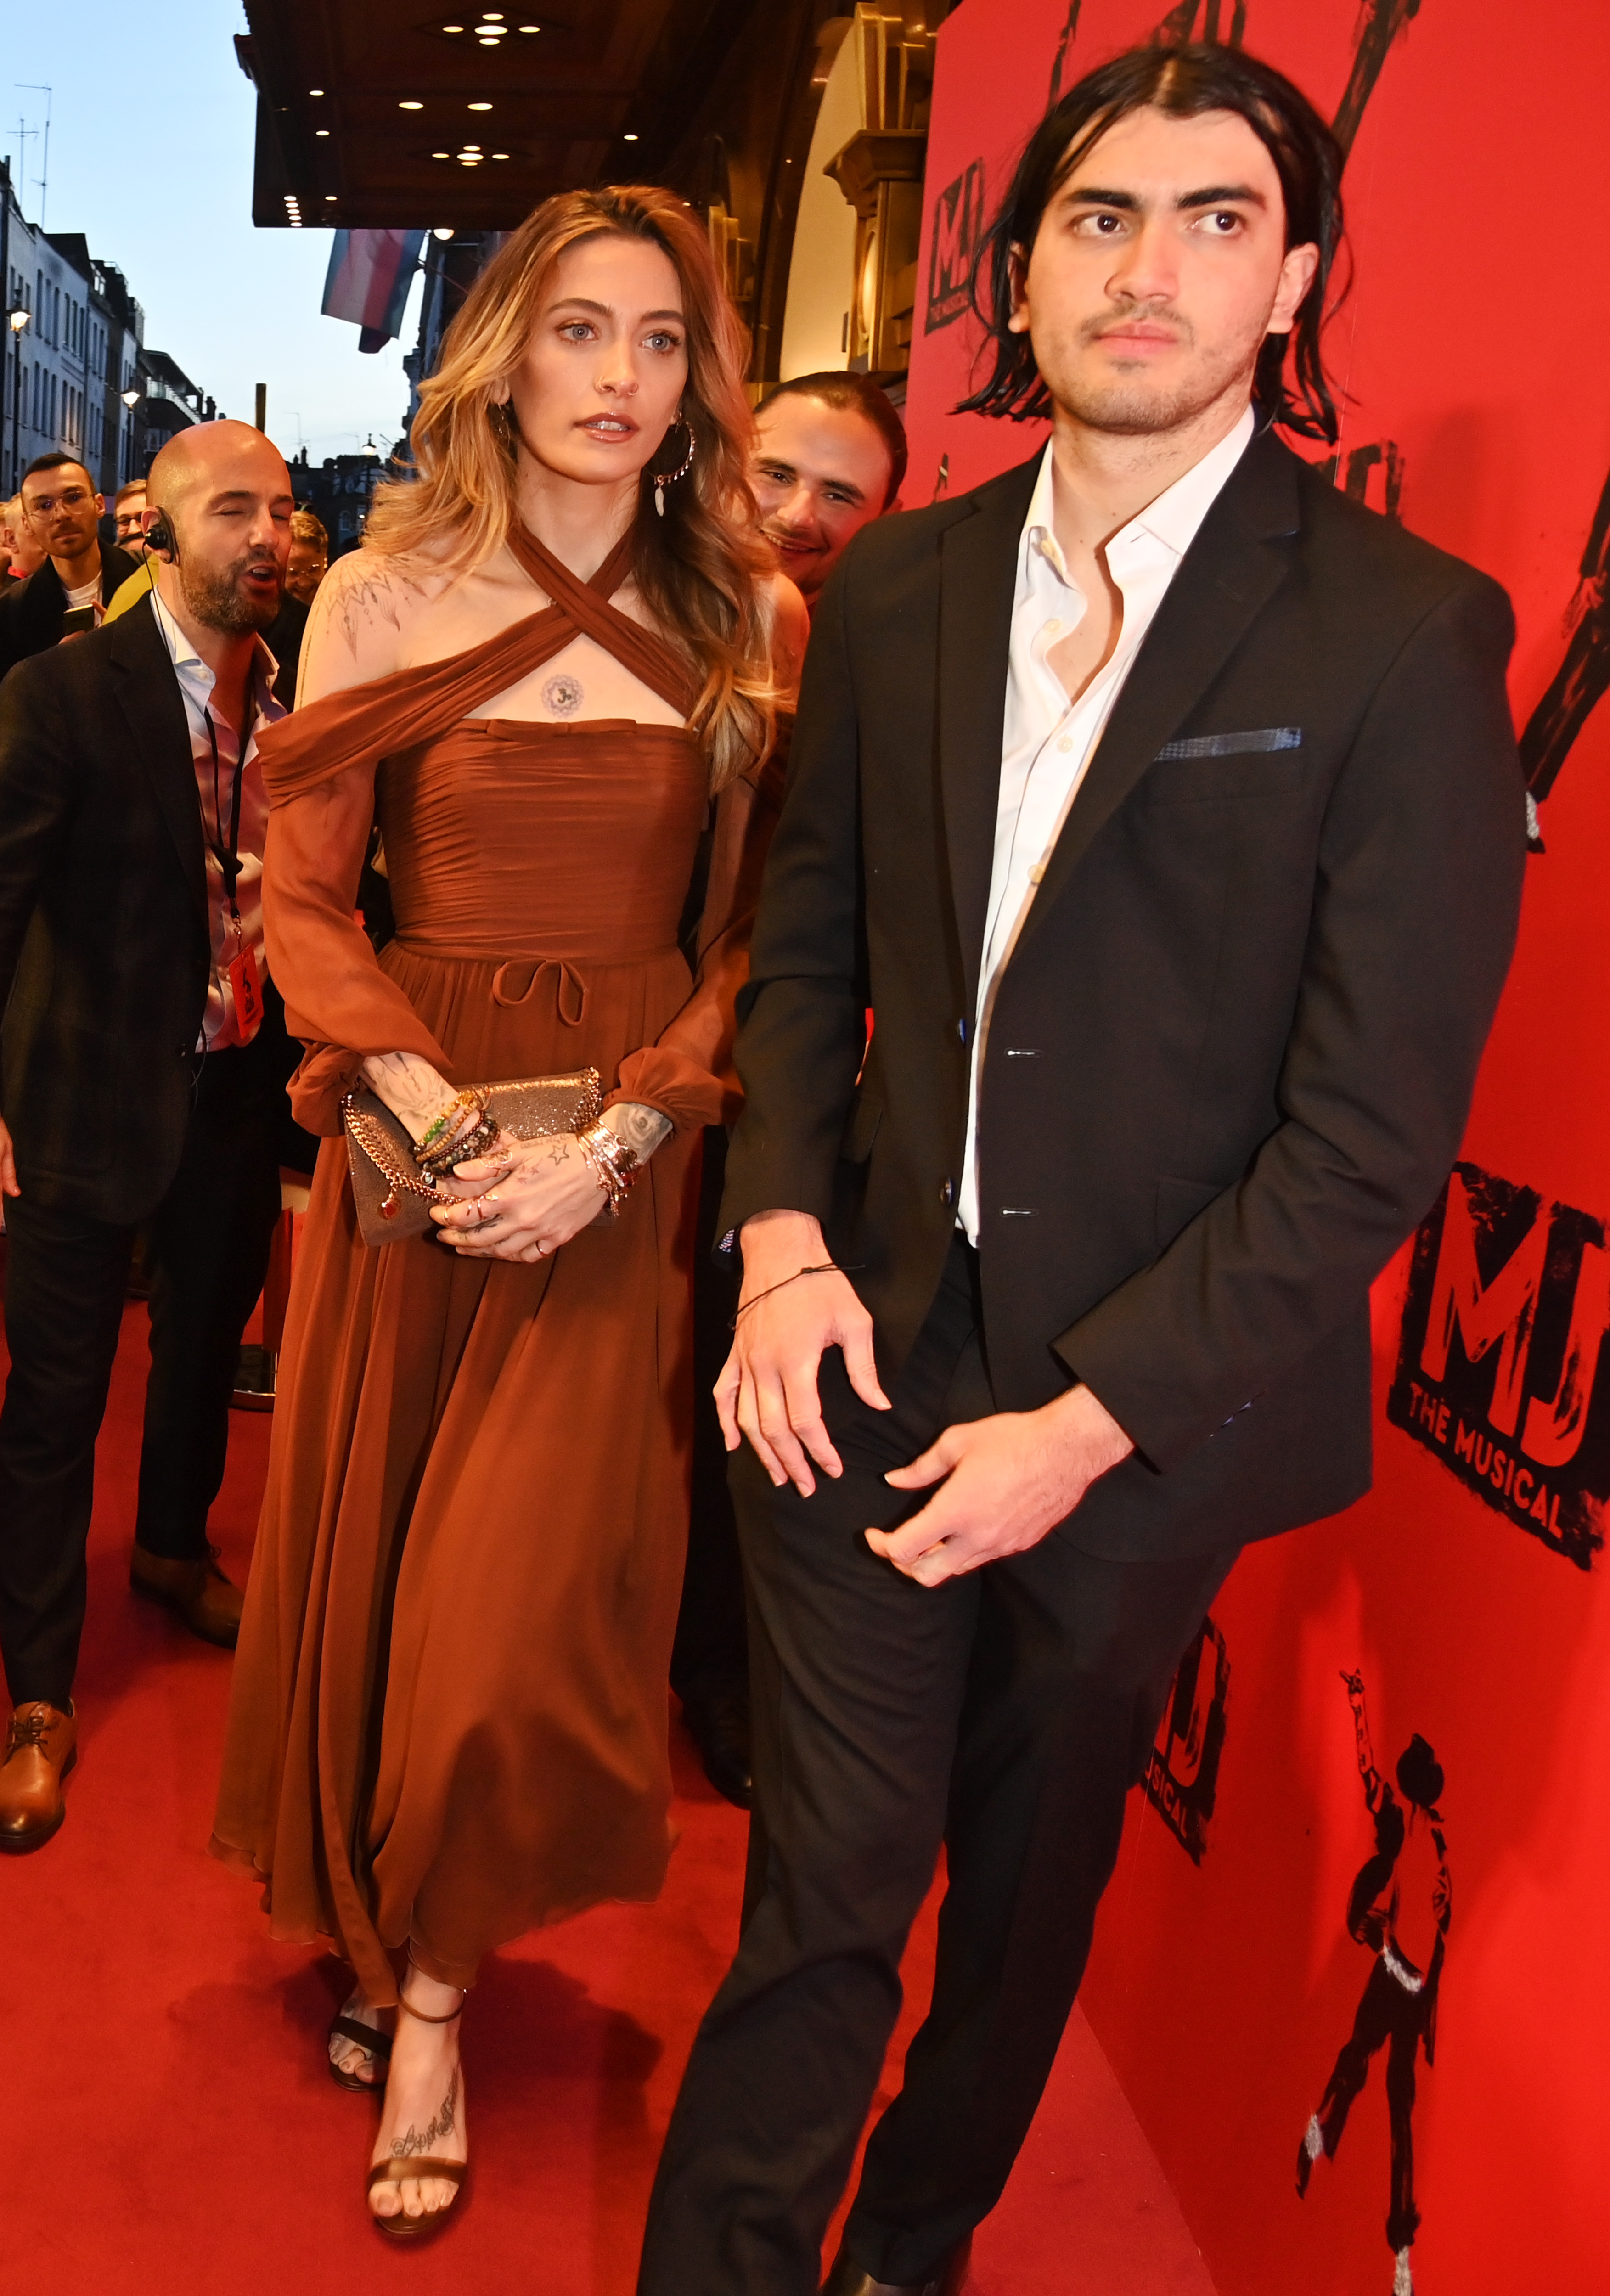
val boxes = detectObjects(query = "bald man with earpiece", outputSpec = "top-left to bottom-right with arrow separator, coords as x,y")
0,421 -> 305,1854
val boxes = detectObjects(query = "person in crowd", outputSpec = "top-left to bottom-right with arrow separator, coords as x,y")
211,184 -> 805,2241
0,455 -> 138,676
0,496 -> 45,584
672,368 -> 909,1808
0,419 -> 300,1854
1,491 -> 45,583
750,371 -> 906,609
284,506 -> 329,605
638,43 -> 1525,2296
113,479 -> 149,550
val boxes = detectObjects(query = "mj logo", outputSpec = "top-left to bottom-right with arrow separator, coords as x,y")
924,158 -> 986,334
1144,1614 -> 1230,1862
1387,1162 -> 1610,1568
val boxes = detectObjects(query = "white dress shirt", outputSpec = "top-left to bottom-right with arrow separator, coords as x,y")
957,409 -> 1255,1242
150,584 -> 285,1049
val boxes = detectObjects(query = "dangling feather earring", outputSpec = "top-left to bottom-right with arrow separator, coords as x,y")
653,415 -> 696,517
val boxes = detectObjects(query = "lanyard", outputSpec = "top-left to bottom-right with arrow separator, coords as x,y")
201,698 -> 255,923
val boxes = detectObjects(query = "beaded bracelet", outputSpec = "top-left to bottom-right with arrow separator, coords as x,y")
417,1087 -> 482,1158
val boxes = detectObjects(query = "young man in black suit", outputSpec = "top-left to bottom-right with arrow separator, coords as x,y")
0,453 -> 138,677
0,420 -> 298,1852
640,43 -> 1526,2296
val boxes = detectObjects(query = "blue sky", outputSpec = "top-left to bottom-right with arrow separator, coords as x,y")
1,0 -> 423,461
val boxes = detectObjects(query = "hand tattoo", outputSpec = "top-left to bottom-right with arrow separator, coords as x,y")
390,2066 -> 459,2159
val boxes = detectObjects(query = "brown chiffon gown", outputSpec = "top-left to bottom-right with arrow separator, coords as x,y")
211,529 -> 771,2001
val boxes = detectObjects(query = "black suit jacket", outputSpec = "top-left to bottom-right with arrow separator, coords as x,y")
0,543 -> 139,679
0,593 -> 228,1222
721,429 -> 1527,1561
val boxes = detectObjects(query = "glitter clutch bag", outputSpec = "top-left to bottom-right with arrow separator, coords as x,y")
341,1068 -> 604,1245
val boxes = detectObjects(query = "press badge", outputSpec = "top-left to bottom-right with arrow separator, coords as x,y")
229,944 -> 265,1039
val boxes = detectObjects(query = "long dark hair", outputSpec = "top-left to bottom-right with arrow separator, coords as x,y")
958,43 -> 1345,443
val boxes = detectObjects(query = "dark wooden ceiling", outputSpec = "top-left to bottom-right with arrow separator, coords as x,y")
237,0 -> 777,230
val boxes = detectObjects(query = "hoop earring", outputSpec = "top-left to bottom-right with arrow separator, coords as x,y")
651,416 -> 696,518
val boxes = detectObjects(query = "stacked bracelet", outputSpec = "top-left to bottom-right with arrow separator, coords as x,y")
417,1088 -> 481,1158
415,1089 -> 495,1176
576,1120 -> 642,1215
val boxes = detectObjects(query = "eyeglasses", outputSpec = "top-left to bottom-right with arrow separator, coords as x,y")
24,486 -> 92,515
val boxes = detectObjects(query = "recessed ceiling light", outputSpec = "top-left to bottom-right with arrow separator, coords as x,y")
433,150 -> 450,158
518,23 -> 540,31
309,87 -> 324,95
315,128 -> 330,137
400,100 -> 424,110
492,151 -> 509,159
482,8 -> 505,17
326,194 -> 337,201
468,100 -> 493,110
433,227 -> 456,240
623,132 -> 638,141
442,22 -> 464,29
478,35 -> 500,44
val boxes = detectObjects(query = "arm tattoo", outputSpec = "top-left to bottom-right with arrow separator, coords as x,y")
390,2066 -> 459,2159
606,1101 -> 672,1158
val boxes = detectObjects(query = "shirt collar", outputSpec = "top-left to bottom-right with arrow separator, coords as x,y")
1021,403 -> 1256,585
149,580 -> 282,714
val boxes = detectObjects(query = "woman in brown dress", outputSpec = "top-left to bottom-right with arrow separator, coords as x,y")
211,186 -> 805,2236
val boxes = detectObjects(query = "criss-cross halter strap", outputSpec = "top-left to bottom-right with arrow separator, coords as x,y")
256,524 -> 700,808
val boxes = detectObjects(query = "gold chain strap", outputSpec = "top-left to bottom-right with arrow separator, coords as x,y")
342,1097 -> 451,1220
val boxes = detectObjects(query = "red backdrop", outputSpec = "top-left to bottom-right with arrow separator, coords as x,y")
905,5 -> 1610,2290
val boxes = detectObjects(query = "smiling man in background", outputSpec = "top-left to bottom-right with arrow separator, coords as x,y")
751,371 -> 906,610
0,420 -> 300,1853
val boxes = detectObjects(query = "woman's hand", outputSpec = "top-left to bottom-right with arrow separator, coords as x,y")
429,1130 -> 605,1260
427,1102 -> 670,1261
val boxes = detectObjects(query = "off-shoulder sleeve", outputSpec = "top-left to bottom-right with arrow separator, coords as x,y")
608,737 -> 788,1132
264,760 -> 453,1134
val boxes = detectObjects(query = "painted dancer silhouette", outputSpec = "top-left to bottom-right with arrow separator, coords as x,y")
1518,461 -> 1610,849
1297,1671 -> 1451,2296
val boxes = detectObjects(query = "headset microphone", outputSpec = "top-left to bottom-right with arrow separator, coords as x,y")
144,507 -> 177,560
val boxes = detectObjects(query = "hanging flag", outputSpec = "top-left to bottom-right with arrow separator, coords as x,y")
321,229 -> 426,353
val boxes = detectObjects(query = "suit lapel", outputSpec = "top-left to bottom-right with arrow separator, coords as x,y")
936,452 -> 1042,1017
1011,428 -> 1303,960
109,597 -> 208,924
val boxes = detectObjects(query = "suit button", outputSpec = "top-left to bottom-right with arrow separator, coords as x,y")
939,1177 -> 955,1208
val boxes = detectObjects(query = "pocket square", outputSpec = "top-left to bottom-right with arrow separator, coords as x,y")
1155,726 -> 1303,760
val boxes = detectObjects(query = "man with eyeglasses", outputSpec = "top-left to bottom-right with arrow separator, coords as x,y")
0,454 -> 138,680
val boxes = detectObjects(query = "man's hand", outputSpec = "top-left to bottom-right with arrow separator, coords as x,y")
715,1210 -> 890,1496
0,1113 -> 18,1199
866,1384 -> 1133,1587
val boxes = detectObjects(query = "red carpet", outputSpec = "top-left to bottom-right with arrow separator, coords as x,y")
2,1297 -> 1216,2295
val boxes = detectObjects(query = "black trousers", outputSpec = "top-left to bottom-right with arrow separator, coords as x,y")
670,1127 -> 748,1710
0,1026 -> 285,1708
639,1239 -> 1238,2295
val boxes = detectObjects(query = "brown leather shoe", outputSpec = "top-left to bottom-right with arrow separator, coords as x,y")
0,1701 -> 78,1853
821,2236 -> 972,2296
130,1542 -> 243,1648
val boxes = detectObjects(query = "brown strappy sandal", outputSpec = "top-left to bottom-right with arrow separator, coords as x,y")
366,1981 -> 469,2242
328,2001 -> 393,2093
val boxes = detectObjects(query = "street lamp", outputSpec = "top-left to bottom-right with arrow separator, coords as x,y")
6,306 -> 28,497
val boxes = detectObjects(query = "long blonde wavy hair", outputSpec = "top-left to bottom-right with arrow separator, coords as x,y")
364,186 -> 780,789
